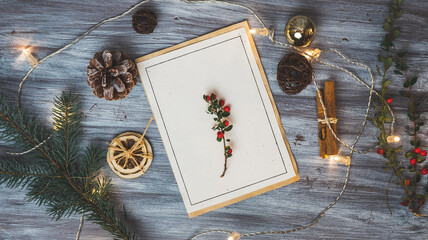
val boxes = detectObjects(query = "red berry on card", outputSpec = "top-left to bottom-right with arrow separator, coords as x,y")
224,106 -> 230,112
421,168 -> 428,175
219,99 -> 225,106
206,95 -> 211,101
414,148 -> 421,154
223,120 -> 229,127
377,148 -> 384,155
228,148 -> 233,154
421,150 -> 427,157
217,131 -> 224,138
410,158 -> 417,166
386,98 -> 393,104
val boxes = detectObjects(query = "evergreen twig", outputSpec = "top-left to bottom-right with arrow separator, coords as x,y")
0,92 -> 136,239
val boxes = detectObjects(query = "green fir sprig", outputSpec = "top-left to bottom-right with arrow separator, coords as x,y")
203,93 -> 233,178
372,0 -> 427,215
0,92 -> 136,239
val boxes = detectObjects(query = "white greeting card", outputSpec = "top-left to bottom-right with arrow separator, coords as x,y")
136,21 -> 299,218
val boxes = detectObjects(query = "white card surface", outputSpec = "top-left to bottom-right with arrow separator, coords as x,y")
136,21 -> 299,218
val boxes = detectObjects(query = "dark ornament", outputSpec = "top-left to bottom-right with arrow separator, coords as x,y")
277,52 -> 312,95
132,9 -> 157,34
86,50 -> 138,100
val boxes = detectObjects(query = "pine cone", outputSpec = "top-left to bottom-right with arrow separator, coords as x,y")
86,50 -> 138,100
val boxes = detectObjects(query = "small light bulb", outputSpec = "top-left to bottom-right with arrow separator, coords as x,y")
227,232 -> 240,240
249,28 -> 269,36
22,47 -> 38,66
329,155 -> 351,165
294,32 -> 302,39
387,135 -> 400,143
302,48 -> 321,61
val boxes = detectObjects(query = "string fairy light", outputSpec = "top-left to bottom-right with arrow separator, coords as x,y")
329,155 -> 351,165
249,28 -> 267,35
21,48 -> 38,66
4,0 -> 399,239
228,231 -> 241,240
386,135 -> 401,143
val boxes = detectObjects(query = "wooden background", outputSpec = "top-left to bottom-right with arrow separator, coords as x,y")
0,0 -> 427,239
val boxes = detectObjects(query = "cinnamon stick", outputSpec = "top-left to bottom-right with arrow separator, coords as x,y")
324,81 -> 338,156
316,81 -> 338,158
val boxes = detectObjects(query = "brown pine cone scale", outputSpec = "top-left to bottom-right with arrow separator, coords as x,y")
87,50 -> 138,100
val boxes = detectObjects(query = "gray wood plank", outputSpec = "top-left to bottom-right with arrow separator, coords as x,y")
0,0 -> 427,239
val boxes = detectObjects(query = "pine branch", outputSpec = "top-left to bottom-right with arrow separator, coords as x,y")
0,158 -> 58,188
51,93 -> 82,171
0,91 -> 136,240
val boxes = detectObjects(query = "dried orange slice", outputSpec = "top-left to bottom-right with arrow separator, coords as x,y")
107,132 -> 153,179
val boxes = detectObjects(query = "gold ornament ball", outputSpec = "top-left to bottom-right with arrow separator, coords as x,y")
285,15 -> 316,47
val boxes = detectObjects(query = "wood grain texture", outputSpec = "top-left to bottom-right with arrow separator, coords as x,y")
0,0 -> 427,239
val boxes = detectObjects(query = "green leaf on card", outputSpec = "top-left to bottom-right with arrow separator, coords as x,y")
224,125 -> 233,132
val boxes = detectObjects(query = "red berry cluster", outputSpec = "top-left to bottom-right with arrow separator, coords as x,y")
401,146 -> 427,210
400,200 -> 409,206
409,147 -> 427,175
204,93 -> 233,178
378,144 -> 427,210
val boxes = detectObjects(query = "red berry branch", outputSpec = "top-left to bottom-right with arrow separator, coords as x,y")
203,93 -> 233,178
372,0 -> 427,215
390,9 -> 427,214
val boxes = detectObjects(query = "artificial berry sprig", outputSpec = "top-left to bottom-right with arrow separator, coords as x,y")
203,93 -> 233,178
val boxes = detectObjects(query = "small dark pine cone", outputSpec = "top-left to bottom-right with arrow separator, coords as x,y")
132,9 -> 157,34
86,50 -> 138,100
277,52 -> 312,95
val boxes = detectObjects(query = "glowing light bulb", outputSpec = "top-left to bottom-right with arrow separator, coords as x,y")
302,48 -> 321,61
22,48 -> 38,66
387,135 -> 400,143
329,155 -> 351,165
249,28 -> 269,36
227,232 -> 240,240
294,32 -> 302,39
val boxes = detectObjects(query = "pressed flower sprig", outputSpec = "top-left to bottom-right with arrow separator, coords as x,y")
372,0 -> 427,215
203,93 -> 233,178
